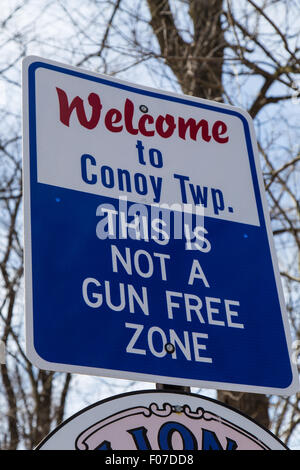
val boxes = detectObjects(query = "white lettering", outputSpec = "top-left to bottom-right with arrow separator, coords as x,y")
111,244 -> 132,275
111,245 -> 170,280
124,322 -> 212,363
125,323 -> 146,355
192,332 -> 212,362
95,205 -> 117,239
148,326 -> 167,358
151,218 -> 169,245
128,284 -> 149,316
153,252 -> 170,281
188,259 -> 210,287
134,249 -> 153,278
206,297 -> 225,327
82,278 -> 149,315
169,329 -> 191,361
82,277 -> 103,308
120,211 -> 141,239
105,280 -> 126,311
185,224 -> 211,252
166,290 -> 183,319
225,299 -> 244,328
184,293 -> 205,323
164,289 -> 242,329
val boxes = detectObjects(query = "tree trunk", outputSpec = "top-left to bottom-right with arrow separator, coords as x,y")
217,391 -> 270,429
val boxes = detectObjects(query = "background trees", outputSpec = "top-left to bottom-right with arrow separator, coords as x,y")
0,0 -> 299,449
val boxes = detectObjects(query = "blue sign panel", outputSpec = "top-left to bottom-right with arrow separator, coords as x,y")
23,56 -> 298,394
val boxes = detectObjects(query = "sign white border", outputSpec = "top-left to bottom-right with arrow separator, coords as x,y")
22,56 -> 299,396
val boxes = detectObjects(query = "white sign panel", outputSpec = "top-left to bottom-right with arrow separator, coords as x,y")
34,66 -> 258,226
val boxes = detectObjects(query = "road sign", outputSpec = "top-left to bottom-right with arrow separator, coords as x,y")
36,390 -> 287,450
23,56 -> 298,395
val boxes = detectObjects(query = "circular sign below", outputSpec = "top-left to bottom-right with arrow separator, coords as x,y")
36,390 -> 287,450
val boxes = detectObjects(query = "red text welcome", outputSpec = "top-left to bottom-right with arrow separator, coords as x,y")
56,87 -> 229,144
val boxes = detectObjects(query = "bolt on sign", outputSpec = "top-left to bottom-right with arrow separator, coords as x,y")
36,390 -> 287,450
22,56 -> 299,395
